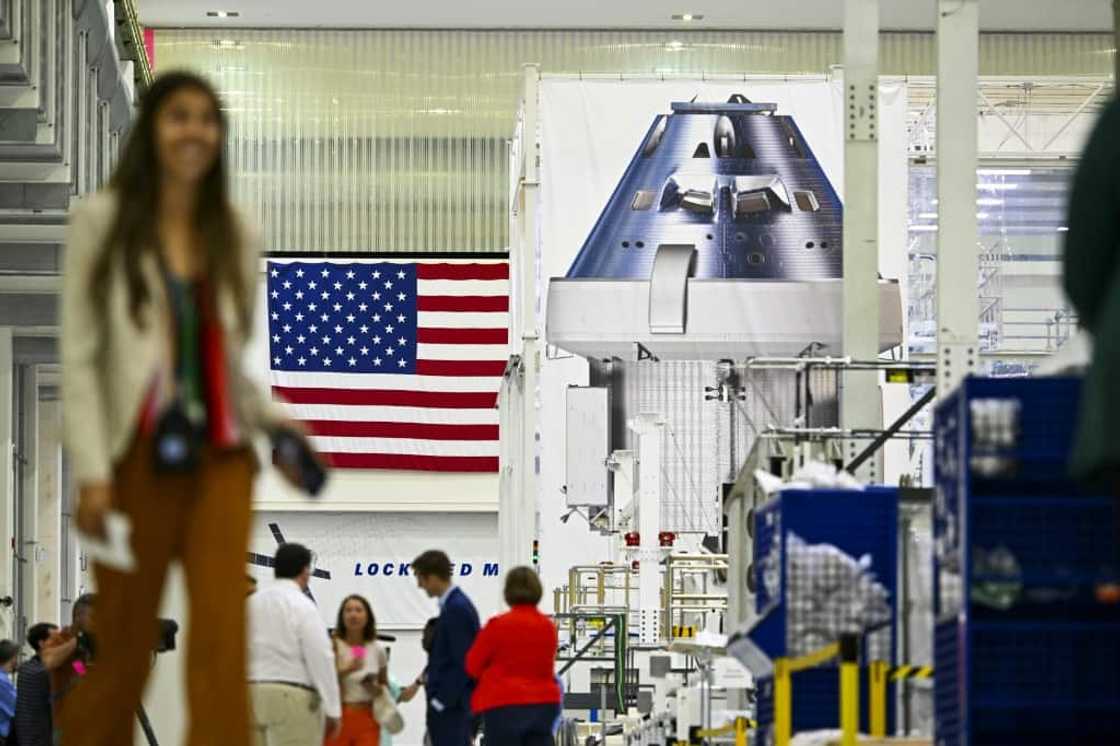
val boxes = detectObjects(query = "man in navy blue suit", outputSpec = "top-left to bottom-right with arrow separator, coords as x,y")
413,549 -> 480,746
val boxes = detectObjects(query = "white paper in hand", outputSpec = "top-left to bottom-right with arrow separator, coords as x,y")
78,511 -> 137,572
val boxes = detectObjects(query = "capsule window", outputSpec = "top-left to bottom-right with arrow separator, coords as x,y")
693,142 -> 711,158
680,189 -> 715,214
736,191 -> 771,215
631,190 -> 657,211
794,190 -> 820,212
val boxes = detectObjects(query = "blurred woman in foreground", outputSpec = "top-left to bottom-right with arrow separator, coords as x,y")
59,71 -> 311,744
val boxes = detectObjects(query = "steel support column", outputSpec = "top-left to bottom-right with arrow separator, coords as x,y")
0,329 -> 14,639
630,413 -> 665,645
15,364 -> 37,637
936,0 -> 980,397
35,390 -> 61,624
841,0 -> 882,481
499,64 -> 542,573
1114,0 -> 1120,85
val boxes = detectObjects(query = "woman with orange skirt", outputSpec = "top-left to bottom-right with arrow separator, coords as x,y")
328,595 -> 389,746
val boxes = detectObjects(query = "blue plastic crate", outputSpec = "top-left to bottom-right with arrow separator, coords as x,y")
751,487 -> 899,662
934,376 -> 1120,746
750,488 -> 899,738
933,620 -> 962,746
971,494 -> 1115,592
934,376 -> 1085,495
936,618 -> 1120,745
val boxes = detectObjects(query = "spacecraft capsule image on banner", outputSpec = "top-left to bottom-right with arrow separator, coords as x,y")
546,91 -> 903,359
565,95 -> 843,281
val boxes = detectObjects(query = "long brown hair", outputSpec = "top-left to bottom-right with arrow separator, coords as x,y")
91,71 -> 250,330
335,594 -> 377,644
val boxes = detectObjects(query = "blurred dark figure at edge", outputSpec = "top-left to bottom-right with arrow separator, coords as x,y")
58,71 -> 319,745
0,639 -> 18,744
13,622 -> 59,746
1064,96 -> 1120,599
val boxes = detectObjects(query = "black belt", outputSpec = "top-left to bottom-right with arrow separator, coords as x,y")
250,680 -> 317,694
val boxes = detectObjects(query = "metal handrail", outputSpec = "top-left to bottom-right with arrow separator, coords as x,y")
116,0 -> 153,92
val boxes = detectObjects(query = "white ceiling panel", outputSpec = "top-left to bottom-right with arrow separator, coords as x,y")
138,0 -> 1113,33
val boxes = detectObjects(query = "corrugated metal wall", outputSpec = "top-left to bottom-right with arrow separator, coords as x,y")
155,29 -> 1114,253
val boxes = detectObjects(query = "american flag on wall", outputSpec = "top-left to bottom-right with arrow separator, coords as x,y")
265,259 -> 509,472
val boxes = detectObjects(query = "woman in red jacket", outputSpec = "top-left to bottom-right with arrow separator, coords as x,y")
466,566 -> 562,745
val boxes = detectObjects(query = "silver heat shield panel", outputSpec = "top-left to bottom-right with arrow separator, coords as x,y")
548,278 -> 904,360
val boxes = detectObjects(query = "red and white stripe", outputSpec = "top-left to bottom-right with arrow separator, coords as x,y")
268,260 -> 509,472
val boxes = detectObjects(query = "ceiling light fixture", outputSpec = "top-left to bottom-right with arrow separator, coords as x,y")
978,168 -> 1031,176
206,10 -> 240,18
212,39 -> 244,50
916,212 -> 993,220
665,40 -> 687,52
672,13 -> 704,21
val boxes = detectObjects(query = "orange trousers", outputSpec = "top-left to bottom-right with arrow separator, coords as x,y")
59,438 -> 256,746
324,704 -> 381,746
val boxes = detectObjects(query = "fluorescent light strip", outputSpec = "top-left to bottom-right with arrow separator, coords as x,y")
978,168 -> 1032,176
916,212 -> 992,220
977,183 -> 1018,191
931,199 -> 1006,206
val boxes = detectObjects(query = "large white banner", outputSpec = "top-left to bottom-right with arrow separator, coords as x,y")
537,78 -> 909,286
248,511 -> 504,629
533,79 -> 911,603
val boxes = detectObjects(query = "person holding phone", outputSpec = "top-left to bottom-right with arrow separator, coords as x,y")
328,595 -> 390,746
59,71 -> 322,745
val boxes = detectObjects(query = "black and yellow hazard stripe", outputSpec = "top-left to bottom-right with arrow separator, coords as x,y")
889,664 -> 934,681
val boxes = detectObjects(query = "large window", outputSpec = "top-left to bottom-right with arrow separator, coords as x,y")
907,164 -> 1076,363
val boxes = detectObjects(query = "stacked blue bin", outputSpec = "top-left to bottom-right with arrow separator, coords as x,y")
751,487 -> 899,743
933,377 -> 1120,746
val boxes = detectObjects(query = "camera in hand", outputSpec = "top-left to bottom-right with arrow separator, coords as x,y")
270,426 -> 327,497
76,619 -> 179,661
153,402 -> 201,472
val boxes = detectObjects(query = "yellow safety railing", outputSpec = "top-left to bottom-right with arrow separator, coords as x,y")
869,660 -> 889,738
774,640 -> 934,746
772,636 -> 858,746
695,716 -> 754,746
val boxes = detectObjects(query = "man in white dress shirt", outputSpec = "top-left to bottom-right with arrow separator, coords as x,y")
248,543 -> 342,745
